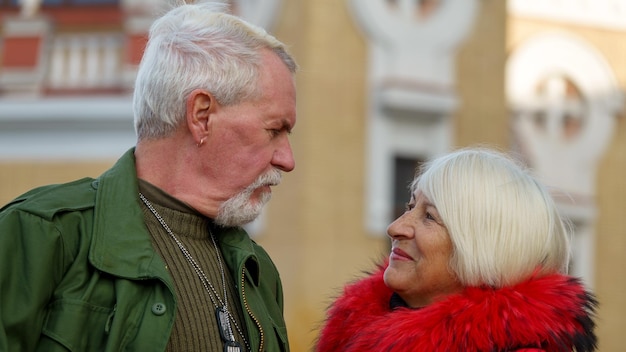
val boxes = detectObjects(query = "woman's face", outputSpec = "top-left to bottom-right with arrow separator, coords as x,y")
384,190 -> 463,308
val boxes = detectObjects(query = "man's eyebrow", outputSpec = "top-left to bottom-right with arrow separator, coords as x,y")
279,118 -> 294,132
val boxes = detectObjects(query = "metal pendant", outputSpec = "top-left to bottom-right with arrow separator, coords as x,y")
223,340 -> 243,352
215,306 -> 234,342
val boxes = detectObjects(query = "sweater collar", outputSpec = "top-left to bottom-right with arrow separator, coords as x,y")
389,292 -> 412,310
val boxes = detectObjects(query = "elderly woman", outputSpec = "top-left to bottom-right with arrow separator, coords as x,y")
316,148 -> 597,352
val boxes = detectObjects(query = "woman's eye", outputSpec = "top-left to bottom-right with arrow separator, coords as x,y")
425,212 -> 435,221
405,203 -> 415,211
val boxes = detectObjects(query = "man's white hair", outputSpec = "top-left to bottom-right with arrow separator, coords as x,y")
133,1 -> 297,140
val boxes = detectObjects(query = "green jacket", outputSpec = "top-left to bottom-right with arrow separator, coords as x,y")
0,148 -> 289,352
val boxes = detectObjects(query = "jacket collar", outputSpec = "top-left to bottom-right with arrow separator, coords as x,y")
89,148 -> 171,281
216,225 -> 261,287
88,148 -> 260,287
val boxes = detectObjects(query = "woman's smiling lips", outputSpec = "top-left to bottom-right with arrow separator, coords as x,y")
390,247 -> 414,261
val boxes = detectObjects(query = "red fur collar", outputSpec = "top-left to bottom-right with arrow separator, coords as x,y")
316,265 -> 597,352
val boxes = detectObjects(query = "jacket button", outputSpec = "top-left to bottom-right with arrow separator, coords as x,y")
151,303 -> 167,316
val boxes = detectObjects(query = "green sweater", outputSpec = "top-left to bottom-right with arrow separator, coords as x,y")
138,179 -> 249,350
0,148 -> 289,352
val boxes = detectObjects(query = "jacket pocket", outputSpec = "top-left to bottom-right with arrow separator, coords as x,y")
39,299 -> 114,352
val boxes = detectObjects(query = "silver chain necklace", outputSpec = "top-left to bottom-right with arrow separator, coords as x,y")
139,193 -> 249,352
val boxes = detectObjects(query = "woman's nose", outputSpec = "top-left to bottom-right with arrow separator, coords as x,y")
386,216 -> 412,239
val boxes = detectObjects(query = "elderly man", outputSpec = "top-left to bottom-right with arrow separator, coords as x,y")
0,2 -> 297,351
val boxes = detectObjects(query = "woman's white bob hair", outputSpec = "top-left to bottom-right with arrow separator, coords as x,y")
413,147 -> 571,288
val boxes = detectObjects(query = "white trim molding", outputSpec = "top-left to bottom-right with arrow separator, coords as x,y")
509,0 -> 626,30
0,97 -> 135,161
506,31 -> 623,286
347,0 -> 479,235
507,31 -> 622,199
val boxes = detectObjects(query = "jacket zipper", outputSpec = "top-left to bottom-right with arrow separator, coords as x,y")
241,268 -> 264,352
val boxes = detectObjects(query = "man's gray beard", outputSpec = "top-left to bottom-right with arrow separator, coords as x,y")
215,169 -> 282,227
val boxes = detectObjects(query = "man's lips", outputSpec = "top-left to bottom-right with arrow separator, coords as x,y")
391,247 -> 414,261
262,181 -> 279,189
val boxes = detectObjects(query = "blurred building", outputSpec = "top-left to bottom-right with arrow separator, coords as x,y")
0,0 -> 624,351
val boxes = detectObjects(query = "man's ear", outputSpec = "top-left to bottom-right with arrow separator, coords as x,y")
186,89 -> 215,145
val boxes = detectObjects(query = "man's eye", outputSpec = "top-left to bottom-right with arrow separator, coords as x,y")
269,129 -> 281,137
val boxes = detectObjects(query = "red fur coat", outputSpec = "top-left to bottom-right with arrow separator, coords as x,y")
316,265 -> 597,352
